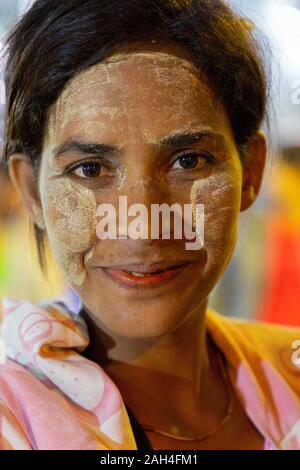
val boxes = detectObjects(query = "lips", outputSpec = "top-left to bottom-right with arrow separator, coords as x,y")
97,260 -> 194,289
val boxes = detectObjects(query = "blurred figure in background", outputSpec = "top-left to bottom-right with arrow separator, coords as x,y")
257,146 -> 300,326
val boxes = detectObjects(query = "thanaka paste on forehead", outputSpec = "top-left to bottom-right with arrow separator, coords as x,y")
45,50 -> 213,144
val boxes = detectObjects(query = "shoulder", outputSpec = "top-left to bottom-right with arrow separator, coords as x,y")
207,309 -> 300,392
222,313 -> 300,359
208,308 -> 300,349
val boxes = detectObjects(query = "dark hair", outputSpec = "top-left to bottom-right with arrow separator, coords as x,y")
1,0 -> 268,271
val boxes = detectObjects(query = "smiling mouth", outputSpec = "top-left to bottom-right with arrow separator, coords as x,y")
97,261 -> 195,289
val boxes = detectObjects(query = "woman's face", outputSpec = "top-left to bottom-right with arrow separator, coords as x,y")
36,45 -> 251,338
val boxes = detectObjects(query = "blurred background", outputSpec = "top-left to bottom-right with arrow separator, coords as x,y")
0,0 -> 300,325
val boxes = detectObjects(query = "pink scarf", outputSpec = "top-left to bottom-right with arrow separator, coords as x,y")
1,296 -> 300,449
0,298 -> 137,450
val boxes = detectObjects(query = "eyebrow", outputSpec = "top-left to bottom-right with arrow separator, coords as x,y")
51,130 -> 228,160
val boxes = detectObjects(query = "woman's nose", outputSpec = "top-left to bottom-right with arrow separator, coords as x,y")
116,171 -> 174,241
120,162 -> 169,207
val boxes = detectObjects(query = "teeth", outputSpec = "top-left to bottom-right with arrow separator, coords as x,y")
128,269 -> 168,277
130,272 -> 148,277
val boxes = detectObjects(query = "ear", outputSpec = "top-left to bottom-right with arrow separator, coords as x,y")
240,130 -> 267,212
8,153 -> 46,230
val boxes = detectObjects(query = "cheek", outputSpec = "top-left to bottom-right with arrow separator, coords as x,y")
190,172 -> 242,266
42,179 -> 97,287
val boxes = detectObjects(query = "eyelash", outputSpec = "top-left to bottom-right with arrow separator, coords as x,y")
64,158 -> 109,178
171,151 -> 215,169
64,151 -> 215,179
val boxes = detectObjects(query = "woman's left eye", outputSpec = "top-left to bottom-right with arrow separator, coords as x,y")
71,161 -> 103,178
171,152 -> 212,170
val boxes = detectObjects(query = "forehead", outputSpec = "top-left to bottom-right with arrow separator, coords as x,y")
45,51 -> 230,146
56,50 -> 203,93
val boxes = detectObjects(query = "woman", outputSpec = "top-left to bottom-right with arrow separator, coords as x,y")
1,0 -> 300,451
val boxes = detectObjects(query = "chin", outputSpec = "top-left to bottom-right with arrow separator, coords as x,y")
87,297 -> 193,338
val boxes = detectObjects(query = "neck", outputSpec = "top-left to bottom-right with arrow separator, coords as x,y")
79,300 -> 230,435
81,300 -> 208,379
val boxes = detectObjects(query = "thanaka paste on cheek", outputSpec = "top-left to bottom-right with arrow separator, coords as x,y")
42,178 -> 97,287
116,166 -> 128,191
190,171 -> 242,269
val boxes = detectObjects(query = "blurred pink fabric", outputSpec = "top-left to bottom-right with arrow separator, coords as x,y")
1,297 -> 300,449
0,298 -> 136,450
